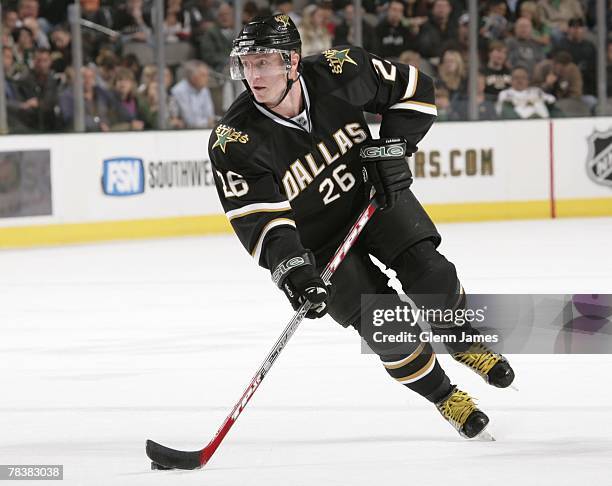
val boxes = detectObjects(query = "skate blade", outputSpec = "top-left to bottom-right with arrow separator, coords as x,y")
475,428 -> 496,442
509,384 -> 519,392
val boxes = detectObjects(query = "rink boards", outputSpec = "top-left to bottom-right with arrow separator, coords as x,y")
0,117 -> 611,247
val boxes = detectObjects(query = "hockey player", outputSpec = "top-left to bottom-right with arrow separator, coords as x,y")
208,14 -> 515,439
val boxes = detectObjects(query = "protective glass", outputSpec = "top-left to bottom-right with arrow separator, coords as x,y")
229,47 -> 292,81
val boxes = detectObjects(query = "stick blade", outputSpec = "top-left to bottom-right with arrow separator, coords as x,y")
146,439 -> 203,470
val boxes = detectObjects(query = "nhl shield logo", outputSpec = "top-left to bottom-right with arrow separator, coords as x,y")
586,129 -> 612,188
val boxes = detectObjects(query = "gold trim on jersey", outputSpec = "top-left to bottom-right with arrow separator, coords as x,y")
402,65 -> 419,100
382,343 -> 425,370
251,217 -> 296,263
226,201 -> 292,221
389,100 -> 438,116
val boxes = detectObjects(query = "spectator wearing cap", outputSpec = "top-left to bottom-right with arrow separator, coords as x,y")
171,60 -> 215,128
496,65 -> 555,118
481,40 -> 512,100
374,0 -> 417,60
298,4 -> 333,57
536,0 -> 583,43
198,2 -> 234,73
416,0 -> 459,61
519,1 -> 551,49
506,17 -> 545,75
553,18 -> 596,97
334,3 -> 379,53
455,13 -> 488,64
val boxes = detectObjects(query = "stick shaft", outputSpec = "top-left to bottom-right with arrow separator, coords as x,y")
200,199 -> 378,466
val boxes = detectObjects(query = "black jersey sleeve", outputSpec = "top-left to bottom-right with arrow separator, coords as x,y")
307,46 -> 437,150
208,126 -> 305,271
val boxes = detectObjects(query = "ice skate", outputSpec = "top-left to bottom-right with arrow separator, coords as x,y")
435,386 -> 491,439
452,343 -> 515,388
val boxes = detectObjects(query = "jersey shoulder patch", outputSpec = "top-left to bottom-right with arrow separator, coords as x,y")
208,93 -> 259,160
302,45 -> 368,84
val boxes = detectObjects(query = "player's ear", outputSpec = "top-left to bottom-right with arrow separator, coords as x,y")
290,51 -> 300,77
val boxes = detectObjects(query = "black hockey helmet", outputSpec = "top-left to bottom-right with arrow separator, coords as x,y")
233,14 -> 301,53
229,14 -> 301,80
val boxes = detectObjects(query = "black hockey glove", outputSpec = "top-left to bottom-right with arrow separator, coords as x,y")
272,251 -> 330,319
360,138 -> 413,210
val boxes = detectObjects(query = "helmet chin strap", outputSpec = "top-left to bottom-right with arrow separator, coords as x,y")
268,72 -> 300,109
244,70 -> 302,112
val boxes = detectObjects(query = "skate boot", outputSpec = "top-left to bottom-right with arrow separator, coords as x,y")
435,386 -> 490,439
452,343 -> 515,388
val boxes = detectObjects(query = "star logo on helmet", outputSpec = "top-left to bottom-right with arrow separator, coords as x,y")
213,124 -> 250,153
274,14 -> 290,28
323,48 -> 358,74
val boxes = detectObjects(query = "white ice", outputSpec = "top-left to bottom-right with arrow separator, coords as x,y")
1,217 -> 612,486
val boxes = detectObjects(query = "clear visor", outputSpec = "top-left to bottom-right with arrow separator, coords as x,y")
229,46 -> 292,81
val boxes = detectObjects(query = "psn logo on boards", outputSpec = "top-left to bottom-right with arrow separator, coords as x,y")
102,157 -> 145,196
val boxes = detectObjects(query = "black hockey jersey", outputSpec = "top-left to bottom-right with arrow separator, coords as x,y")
208,46 -> 436,272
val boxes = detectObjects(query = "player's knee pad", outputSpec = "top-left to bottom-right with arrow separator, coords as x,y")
391,239 -> 464,329
327,249 -> 391,332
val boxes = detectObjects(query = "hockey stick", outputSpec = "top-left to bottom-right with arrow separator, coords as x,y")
146,198 -> 379,470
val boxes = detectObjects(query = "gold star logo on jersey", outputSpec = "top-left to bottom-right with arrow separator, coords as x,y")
274,14 -> 290,28
213,124 -> 249,153
323,48 -> 358,74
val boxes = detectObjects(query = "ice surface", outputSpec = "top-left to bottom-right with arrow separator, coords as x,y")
1,217 -> 611,486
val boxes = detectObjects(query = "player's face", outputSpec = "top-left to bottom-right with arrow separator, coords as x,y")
241,53 -> 288,105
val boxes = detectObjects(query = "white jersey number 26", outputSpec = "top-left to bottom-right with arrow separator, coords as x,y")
319,164 -> 356,205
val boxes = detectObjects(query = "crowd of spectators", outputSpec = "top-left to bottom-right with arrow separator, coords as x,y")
1,0 -> 612,133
